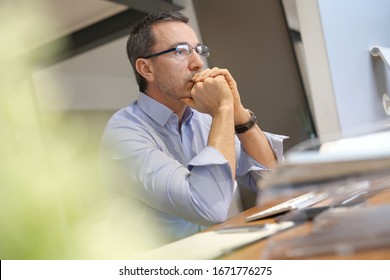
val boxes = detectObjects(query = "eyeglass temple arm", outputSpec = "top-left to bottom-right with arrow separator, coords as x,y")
143,47 -> 176,59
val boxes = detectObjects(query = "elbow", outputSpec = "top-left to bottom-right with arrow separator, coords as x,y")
204,214 -> 228,226
208,213 -> 229,225
186,167 -> 235,225
194,201 -> 231,226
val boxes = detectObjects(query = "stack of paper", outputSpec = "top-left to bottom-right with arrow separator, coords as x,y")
137,222 -> 294,260
258,129 -> 390,201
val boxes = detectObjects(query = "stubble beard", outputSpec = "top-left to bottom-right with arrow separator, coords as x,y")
156,73 -> 194,101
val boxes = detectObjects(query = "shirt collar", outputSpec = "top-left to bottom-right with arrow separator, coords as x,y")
136,92 -> 193,126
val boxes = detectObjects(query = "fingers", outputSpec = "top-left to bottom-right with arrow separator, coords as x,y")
193,68 -> 238,95
193,67 -> 231,82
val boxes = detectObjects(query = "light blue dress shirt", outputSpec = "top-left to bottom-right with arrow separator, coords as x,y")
100,92 -> 287,246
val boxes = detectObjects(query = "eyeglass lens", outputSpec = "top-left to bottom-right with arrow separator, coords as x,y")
176,44 -> 209,57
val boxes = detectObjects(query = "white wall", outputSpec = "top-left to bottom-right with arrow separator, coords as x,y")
33,36 -> 136,111
32,0 -> 203,111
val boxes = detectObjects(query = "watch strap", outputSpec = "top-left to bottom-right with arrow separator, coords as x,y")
234,110 -> 257,134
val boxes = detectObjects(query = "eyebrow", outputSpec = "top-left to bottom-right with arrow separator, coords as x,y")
168,41 -> 198,48
168,42 -> 188,48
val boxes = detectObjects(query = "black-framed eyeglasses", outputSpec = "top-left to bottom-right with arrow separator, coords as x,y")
142,44 -> 210,59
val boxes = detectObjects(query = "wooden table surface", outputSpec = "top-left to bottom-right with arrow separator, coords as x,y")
204,186 -> 390,260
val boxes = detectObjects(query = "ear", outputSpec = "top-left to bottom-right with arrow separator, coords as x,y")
135,58 -> 155,82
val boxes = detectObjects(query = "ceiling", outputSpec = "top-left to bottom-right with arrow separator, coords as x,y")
34,0 -> 183,66
43,0 -> 128,42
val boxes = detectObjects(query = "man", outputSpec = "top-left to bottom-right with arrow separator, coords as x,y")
100,10 -> 286,249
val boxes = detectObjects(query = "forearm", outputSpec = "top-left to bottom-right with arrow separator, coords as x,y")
207,105 -> 236,178
235,108 -> 277,169
237,124 -> 278,168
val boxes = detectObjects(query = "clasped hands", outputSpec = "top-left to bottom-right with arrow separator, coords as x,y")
181,67 -> 251,125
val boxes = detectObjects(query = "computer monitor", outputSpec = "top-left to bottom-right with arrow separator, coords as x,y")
283,0 -> 390,138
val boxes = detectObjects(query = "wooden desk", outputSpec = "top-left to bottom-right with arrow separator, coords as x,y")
205,188 -> 390,260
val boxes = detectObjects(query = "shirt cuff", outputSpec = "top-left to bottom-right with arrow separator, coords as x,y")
187,146 -> 228,168
237,132 -> 289,175
264,132 -> 289,162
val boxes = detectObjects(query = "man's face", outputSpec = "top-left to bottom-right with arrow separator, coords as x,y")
150,21 -> 205,101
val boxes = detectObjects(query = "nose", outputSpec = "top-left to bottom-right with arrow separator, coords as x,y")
188,51 -> 205,71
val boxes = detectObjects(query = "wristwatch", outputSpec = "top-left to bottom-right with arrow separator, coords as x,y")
234,110 -> 257,134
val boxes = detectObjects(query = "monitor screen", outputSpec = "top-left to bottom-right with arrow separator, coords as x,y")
283,0 -> 390,138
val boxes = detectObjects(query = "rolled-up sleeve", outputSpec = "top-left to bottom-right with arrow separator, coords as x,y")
236,132 -> 288,191
187,146 -> 236,224
264,132 -> 289,162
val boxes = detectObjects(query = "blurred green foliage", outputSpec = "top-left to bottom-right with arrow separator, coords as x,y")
0,0 -> 145,259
